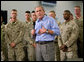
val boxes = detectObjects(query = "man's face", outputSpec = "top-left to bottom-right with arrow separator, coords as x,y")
25,13 -> 31,20
35,7 -> 45,20
31,13 -> 37,22
70,15 -> 73,20
63,12 -> 70,20
49,12 -> 56,19
74,7 -> 81,15
11,11 -> 17,19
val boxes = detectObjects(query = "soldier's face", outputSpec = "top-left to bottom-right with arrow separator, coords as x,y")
63,12 -> 70,20
25,13 -> 31,20
70,15 -> 73,20
11,11 -> 17,19
35,7 -> 45,20
31,13 -> 37,22
49,12 -> 56,19
74,7 -> 81,15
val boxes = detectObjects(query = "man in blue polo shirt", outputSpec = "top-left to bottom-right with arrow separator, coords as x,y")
31,6 -> 60,61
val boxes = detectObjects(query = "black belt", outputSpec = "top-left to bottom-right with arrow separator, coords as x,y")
36,41 -> 53,44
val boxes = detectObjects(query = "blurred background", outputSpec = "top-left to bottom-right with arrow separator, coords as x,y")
1,1 -> 83,24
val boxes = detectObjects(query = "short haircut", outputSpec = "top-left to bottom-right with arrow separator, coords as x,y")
74,6 -> 80,8
25,11 -> 30,13
32,11 -> 35,13
35,6 -> 45,11
11,9 -> 17,12
74,6 -> 81,11
49,10 -> 55,14
64,10 -> 71,14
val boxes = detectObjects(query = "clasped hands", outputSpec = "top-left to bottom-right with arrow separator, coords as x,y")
60,44 -> 68,52
31,26 -> 47,35
38,26 -> 47,34
10,42 -> 16,48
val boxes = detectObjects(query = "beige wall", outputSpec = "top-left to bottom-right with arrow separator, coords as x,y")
1,1 -> 40,22
1,1 -> 83,23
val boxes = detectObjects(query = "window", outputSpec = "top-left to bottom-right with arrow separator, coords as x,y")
41,1 -> 56,6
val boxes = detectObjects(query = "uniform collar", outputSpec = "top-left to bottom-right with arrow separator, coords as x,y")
10,19 -> 18,25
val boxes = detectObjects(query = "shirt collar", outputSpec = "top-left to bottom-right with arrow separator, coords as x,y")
37,15 -> 47,22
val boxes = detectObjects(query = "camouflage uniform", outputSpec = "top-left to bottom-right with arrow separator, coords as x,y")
5,20 -> 25,61
1,23 -> 8,61
23,20 -> 35,61
54,20 -> 61,61
1,23 -> 5,51
74,16 -> 83,58
58,20 -> 79,61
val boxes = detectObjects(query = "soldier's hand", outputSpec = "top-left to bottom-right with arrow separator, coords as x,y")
10,42 -> 16,48
60,44 -> 66,50
32,43 -> 36,48
62,47 -> 68,52
60,44 -> 68,52
31,29 -> 35,35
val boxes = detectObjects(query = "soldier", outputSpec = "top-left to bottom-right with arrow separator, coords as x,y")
74,6 -> 83,58
49,10 -> 61,26
31,10 -> 37,60
1,16 -> 8,61
31,11 -> 37,40
70,13 -> 74,20
1,16 -> 5,61
5,9 -> 25,61
58,10 -> 79,61
49,10 -> 61,61
23,11 -> 35,61
31,11 -> 37,28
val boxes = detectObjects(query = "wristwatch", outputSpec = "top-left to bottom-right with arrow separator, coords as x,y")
46,29 -> 48,33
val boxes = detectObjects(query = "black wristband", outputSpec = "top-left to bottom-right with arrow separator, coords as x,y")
46,29 -> 48,33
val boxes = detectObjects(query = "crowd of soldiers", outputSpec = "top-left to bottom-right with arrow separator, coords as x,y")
1,5 -> 83,61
